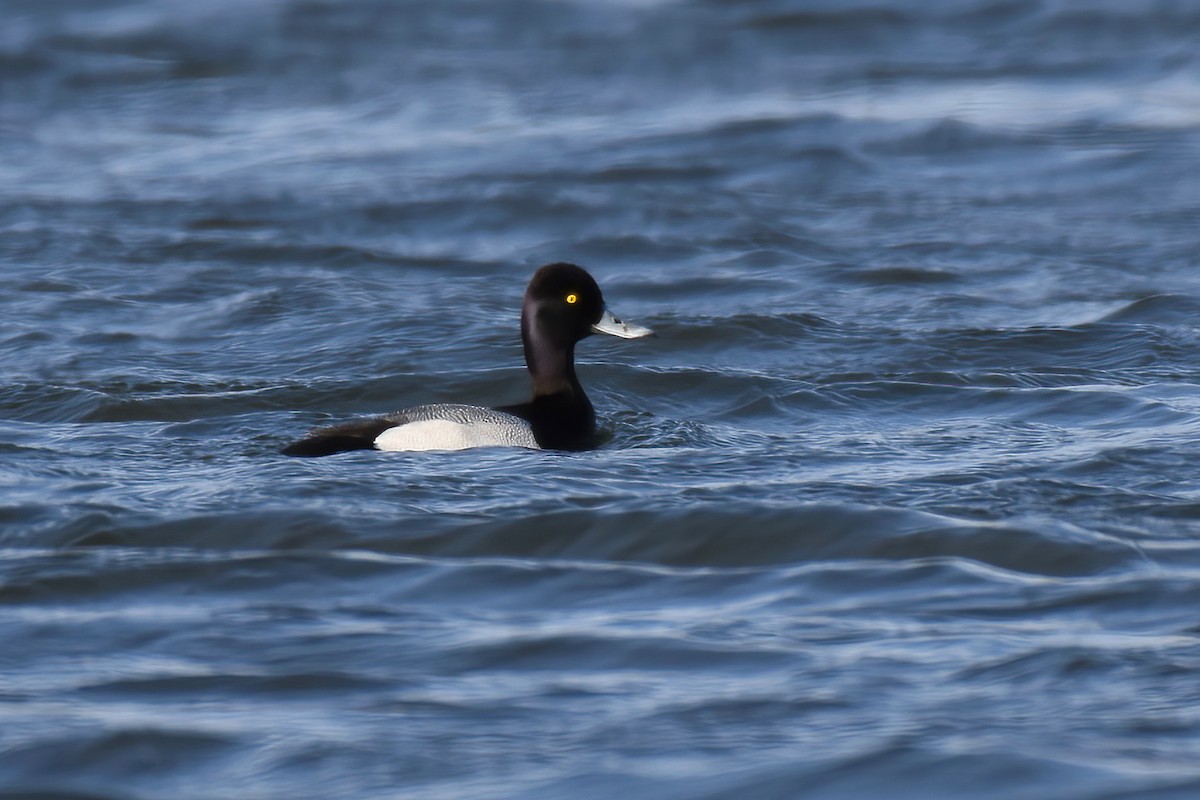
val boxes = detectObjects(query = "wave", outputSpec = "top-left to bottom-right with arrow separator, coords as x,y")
1095,294 -> 1200,326
26,501 -> 1138,578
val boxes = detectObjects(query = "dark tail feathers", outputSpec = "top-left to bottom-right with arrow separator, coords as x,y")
282,418 -> 395,457
282,435 -> 377,457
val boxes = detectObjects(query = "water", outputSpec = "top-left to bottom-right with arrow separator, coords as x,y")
3,0 -> 1200,797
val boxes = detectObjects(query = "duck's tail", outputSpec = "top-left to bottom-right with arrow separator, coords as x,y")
281,418 -> 394,457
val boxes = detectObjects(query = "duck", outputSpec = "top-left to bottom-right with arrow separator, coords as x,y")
282,262 -> 653,457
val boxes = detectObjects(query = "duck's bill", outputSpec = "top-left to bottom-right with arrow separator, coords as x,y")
592,308 -> 655,339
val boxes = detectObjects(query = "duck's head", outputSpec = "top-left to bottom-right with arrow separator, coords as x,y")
523,262 -> 654,349
520,262 -> 653,398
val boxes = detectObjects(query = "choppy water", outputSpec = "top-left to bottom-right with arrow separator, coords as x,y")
4,1 -> 1200,797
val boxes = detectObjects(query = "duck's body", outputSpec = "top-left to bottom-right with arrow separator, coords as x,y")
282,263 -> 652,457
281,404 -> 539,457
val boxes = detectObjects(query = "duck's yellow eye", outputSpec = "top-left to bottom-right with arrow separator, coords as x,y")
565,293 -> 578,304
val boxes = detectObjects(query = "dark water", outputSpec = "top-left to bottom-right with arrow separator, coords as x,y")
4,1 -> 1200,797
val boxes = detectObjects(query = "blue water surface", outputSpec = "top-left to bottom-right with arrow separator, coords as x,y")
3,1 -> 1200,798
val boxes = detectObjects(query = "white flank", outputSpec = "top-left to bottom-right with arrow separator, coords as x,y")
373,418 -> 539,452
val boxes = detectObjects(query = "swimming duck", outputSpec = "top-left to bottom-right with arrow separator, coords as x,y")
282,262 -> 653,456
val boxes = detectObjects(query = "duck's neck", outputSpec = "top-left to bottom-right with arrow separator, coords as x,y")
509,307 -> 596,450
522,313 -> 582,399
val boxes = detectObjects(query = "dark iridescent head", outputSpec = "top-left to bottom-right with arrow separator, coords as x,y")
524,262 -> 607,347
519,262 -> 653,399
523,262 -> 654,348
